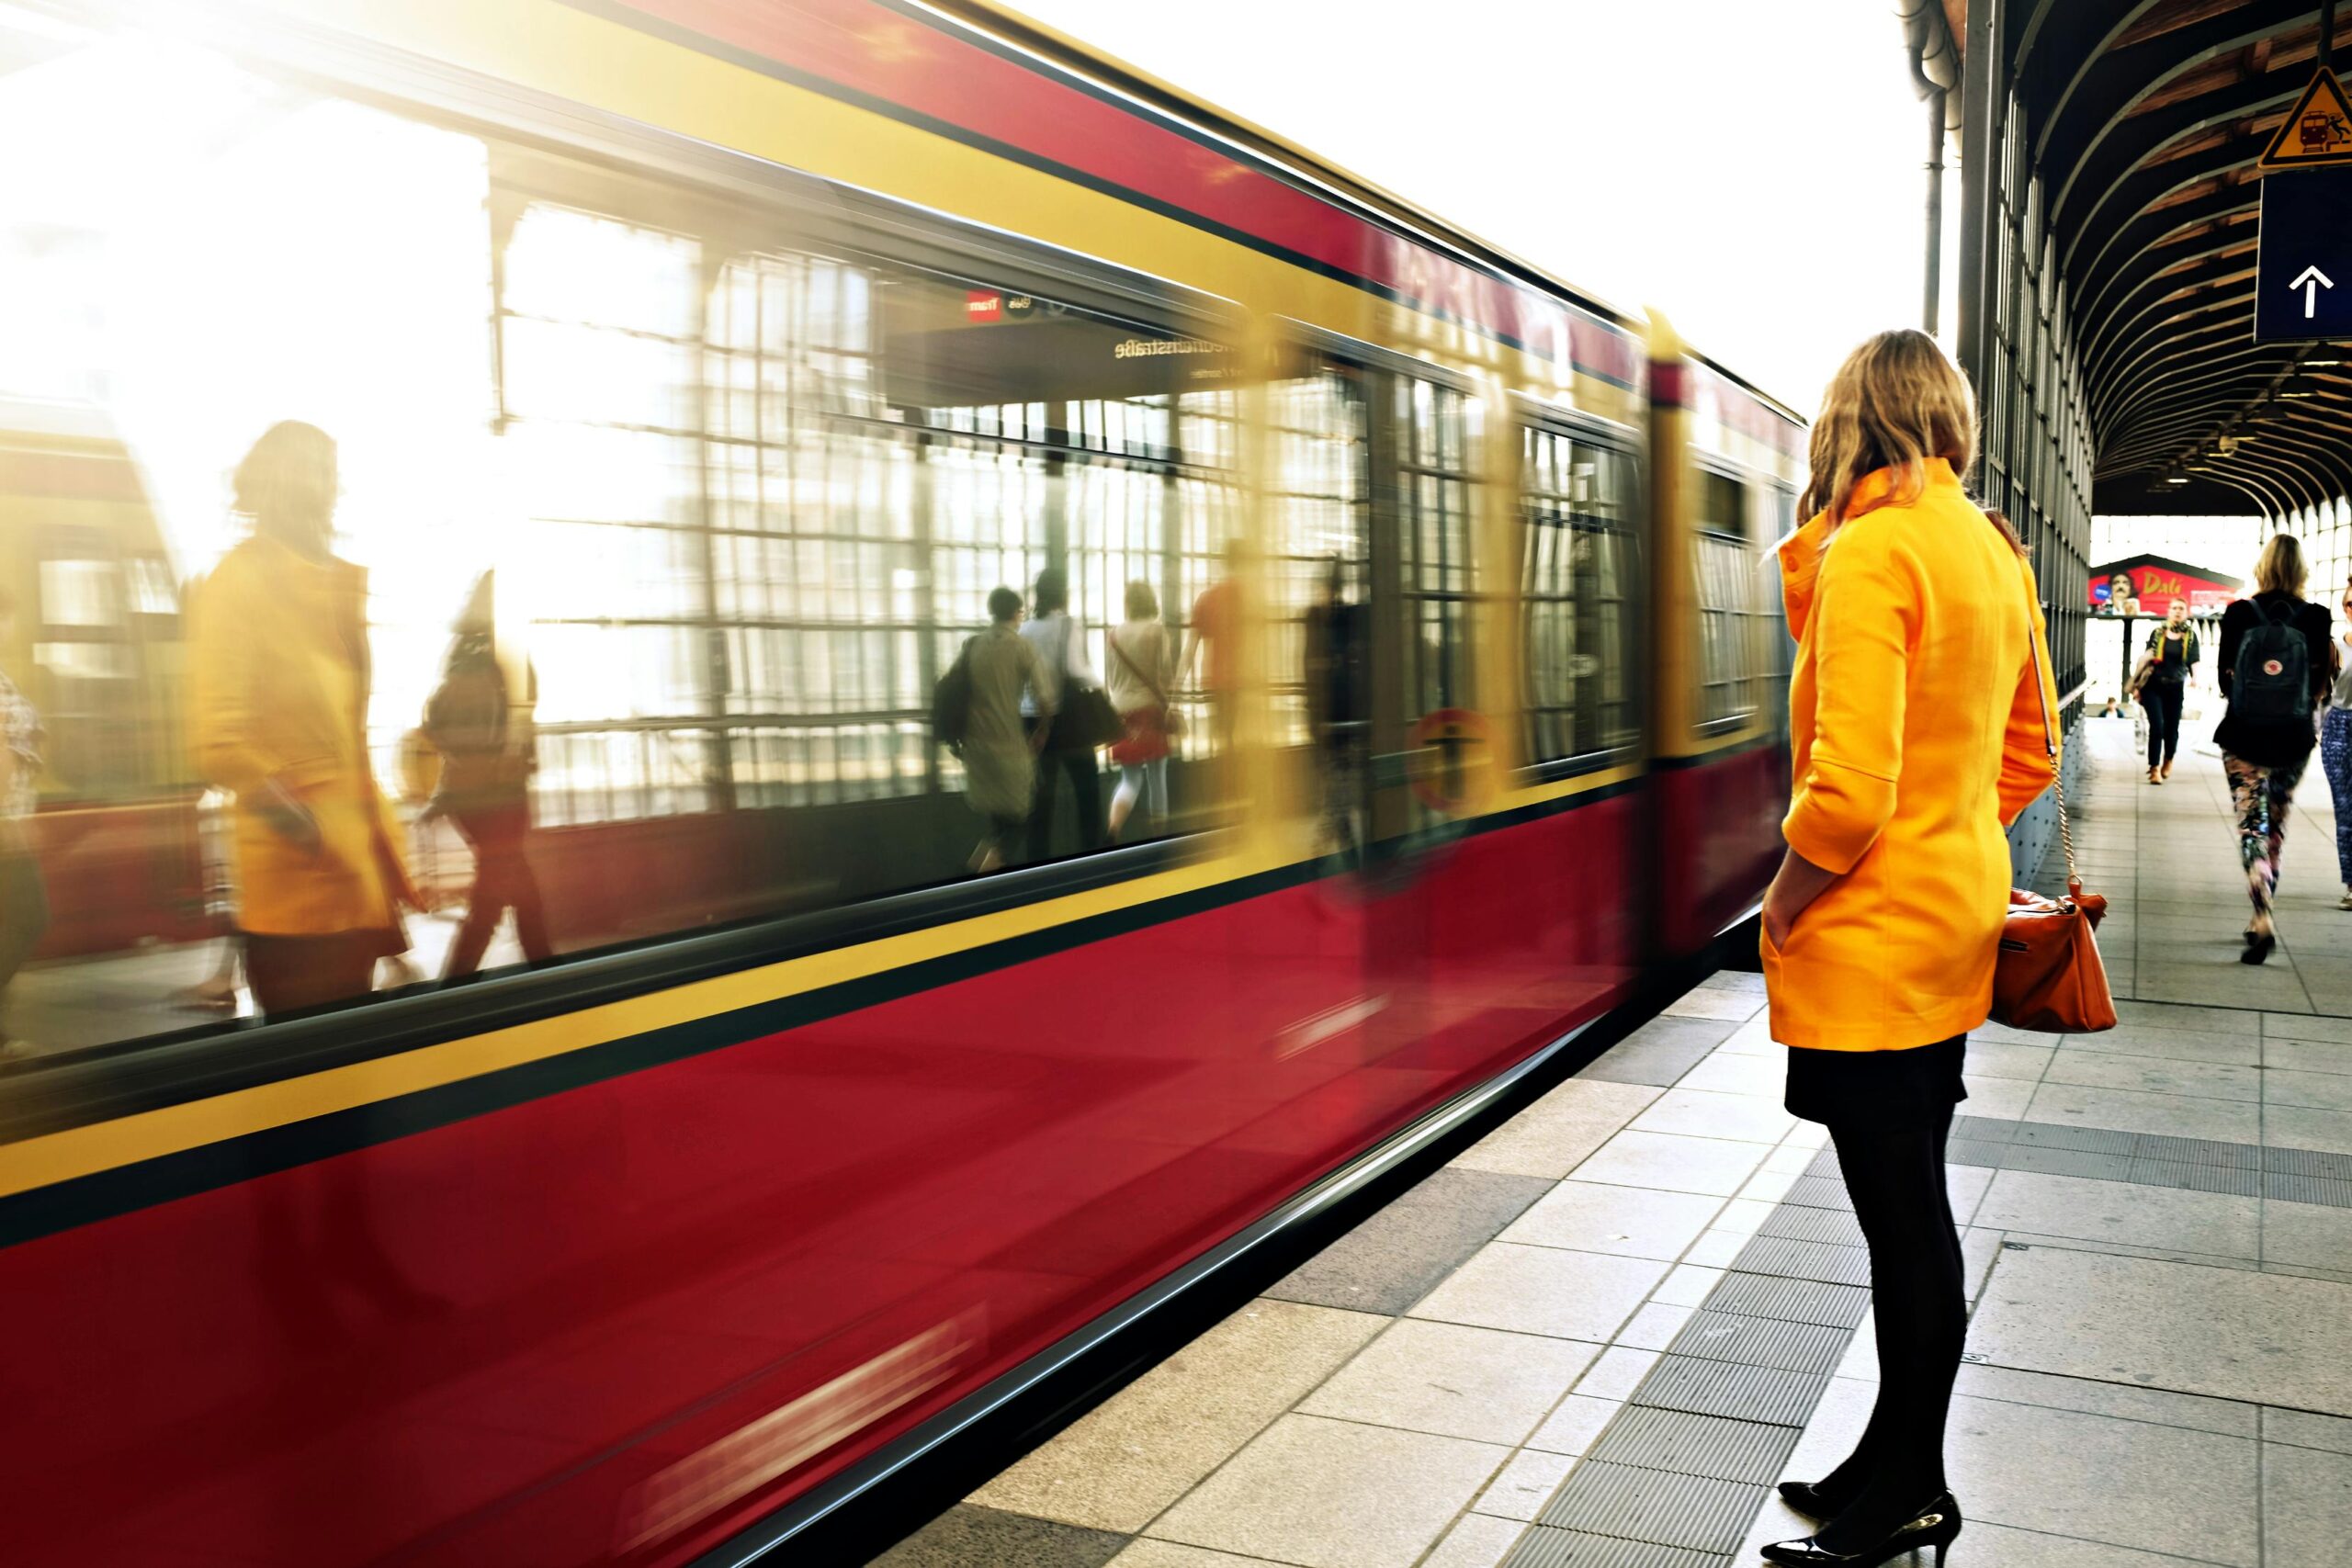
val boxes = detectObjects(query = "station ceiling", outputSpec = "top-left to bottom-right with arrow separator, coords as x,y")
1963,2 -> 2352,516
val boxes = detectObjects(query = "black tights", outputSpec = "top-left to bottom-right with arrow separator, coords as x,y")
1813,1101 -> 1968,1550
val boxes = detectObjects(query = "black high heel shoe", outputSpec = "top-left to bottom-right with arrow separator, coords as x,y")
1761,1492 -> 1962,1565
1776,1479 -> 1855,1519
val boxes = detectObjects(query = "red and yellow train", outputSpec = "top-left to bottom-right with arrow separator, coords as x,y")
0,2 -> 1801,1562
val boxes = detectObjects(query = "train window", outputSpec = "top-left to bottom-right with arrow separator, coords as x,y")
1266,365 -> 1371,748
1396,376 -> 1476,722
1693,469 -> 1768,729
1521,427 -> 1638,764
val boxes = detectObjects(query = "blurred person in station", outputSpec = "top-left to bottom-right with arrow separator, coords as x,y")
1304,555 -> 1366,861
419,570 -> 553,980
1179,537 -> 1246,761
188,421 -> 419,1016
1758,332 -> 2057,1568
2217,535 -> 2334,964
1020,567 -> 1105,861
0,588 -> 48,1060
2134,597 -> 2199,784
1103,578 -> 1177,844
2324,580 -> 2352,912
956,585 -> 1053,874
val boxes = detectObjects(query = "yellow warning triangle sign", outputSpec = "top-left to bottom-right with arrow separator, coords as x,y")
2259,64 -> 2352,170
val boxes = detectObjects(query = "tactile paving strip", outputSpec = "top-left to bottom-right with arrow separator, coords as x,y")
1535,1460 -> 1768,1552
1503,1526 -> 1728,1568
1631,1356 -> 1828,1426
1586,1404 -> 1803,1484
1706,1271 -> 1871,1329
1729,1235 -> 1872,1289
2000,1145 -> 2134,1180
1756,1205 -> 1865,1247
2132,1159 -> 2262,1195
1669,1310 -> 1849,1375
1780,1176 -> 1855,1212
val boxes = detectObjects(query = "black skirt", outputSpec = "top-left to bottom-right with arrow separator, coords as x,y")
1785,1035 -> 1968,1126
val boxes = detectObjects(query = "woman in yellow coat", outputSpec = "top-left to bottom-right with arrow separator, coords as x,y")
1756,332 -> 2055,1568
189,422 -> 417,1016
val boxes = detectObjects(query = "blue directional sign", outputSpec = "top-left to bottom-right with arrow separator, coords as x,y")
2256,167 -> 2352,342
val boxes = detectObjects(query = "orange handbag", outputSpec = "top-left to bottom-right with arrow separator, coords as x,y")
1990,556 -> 2117,1033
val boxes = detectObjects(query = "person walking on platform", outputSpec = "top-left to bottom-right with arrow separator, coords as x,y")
189,421 -> 420,1016
1104,580 -> 1176,845
1021,568 -> 1104,862
2219,536 -> 2334,964
956,587 -> 1052,874
2136,599 -> 2199,784
2321,581 -> 2352,911
1758,331 -> 2057,1568
421,571 -> 555,980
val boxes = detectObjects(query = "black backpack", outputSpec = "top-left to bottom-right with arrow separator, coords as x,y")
2232,600 -> 2311,722
932,637 -> 976,750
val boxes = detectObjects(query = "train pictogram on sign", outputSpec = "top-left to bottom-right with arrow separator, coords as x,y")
2258,65 -> 2352,171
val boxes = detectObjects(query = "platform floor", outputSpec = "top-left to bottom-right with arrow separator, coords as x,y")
875,718 -> 2352,1567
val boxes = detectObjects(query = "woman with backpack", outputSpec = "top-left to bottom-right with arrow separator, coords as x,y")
2217,534 -> 2335,964
421,571 -> 555,980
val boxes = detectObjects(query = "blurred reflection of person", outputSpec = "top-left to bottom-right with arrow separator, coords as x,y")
420,571 -> 552,980
1104,579 -> 1176,843
1304,556 -> 1367,861
1021,567 -> 1104,861
1179,538 -> 1246,760
964,586 -> 1052,874
0,589 -> 48,1060
189,421 -> 418,1016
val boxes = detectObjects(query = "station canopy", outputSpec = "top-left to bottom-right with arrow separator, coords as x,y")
1959,3 -> 2352,516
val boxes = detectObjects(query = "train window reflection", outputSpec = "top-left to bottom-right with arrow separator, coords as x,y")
1694,468 -> 1768,729
0,44 -> 1243,1057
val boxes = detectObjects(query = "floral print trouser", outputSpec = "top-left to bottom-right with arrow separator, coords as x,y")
2224,750 -> 2307,927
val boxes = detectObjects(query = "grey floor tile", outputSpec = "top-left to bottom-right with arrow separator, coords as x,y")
876,1505 -> 1130,1568
1967,1246 -> 2352,1413
1453,1081 -> 1663,1181
2264,1197 -> 2352,1269
1267,1167 -> 1555,1314
2042,1046 -> 2261,1102
1146,1414 -> 1509,1568
1104,1540 -> 1275,1568
971,1299 -> 1385,1532
1408,1241 -> 1667,1343
2266,1405 -> 2352,1453
2264,1440 -> 2352,1568
1661,988 -> 1761,1022
1419,1514 -> 1526,1568
1973,1169 -> 2259,1258
1498,1180 -> 1726,1262
1580,1019 -> 1738,1089
2266,1104 -> 2352,1156
1939,1520 -> 2245,1565
2060,1026 -> 2263,1067
2267,1066 -> 2352,1111
2023,1081 -> 2262,1143
2013,1121 -> 2141,1155
1502,1526 -> 1720,1568
1951,1362 -> 2258,1437
1473,1448 -> 1577,1522
1966,1040 -> 2055,1081
1572,1130 -> 1766,1198
1628,1087 -> 1793,1145
2266,1034 -> 2352,1074
1300,1318 -> 1599,1445
2132,1134 -> 2261,1168
1946,1393 -> 2260,1564
2131,1159 -> 2264,1196
2266,1012 -> 2352,1044
1998,1144 -> 2134,1180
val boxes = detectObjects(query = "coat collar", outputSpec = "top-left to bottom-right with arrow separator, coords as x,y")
1771,459 -> 1962,637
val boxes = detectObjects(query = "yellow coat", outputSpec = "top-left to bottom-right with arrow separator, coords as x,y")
1763,459 -> 2058,1050
188,536 -> 415,938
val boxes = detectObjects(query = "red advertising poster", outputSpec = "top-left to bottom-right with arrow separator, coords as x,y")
2088,555 -> 2242,616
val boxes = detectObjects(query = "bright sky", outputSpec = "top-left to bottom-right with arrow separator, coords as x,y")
1011,0 -> 1948,417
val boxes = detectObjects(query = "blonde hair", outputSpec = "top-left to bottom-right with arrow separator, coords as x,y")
2255,533 -> 2308,597
231,421 -> 337,539
1800,329 -> 1989,542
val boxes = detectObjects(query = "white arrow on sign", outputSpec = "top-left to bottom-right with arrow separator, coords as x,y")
2291,265 -> 2336,318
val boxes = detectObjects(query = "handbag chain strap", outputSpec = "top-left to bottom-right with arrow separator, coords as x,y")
2016,550 -> 2080,896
